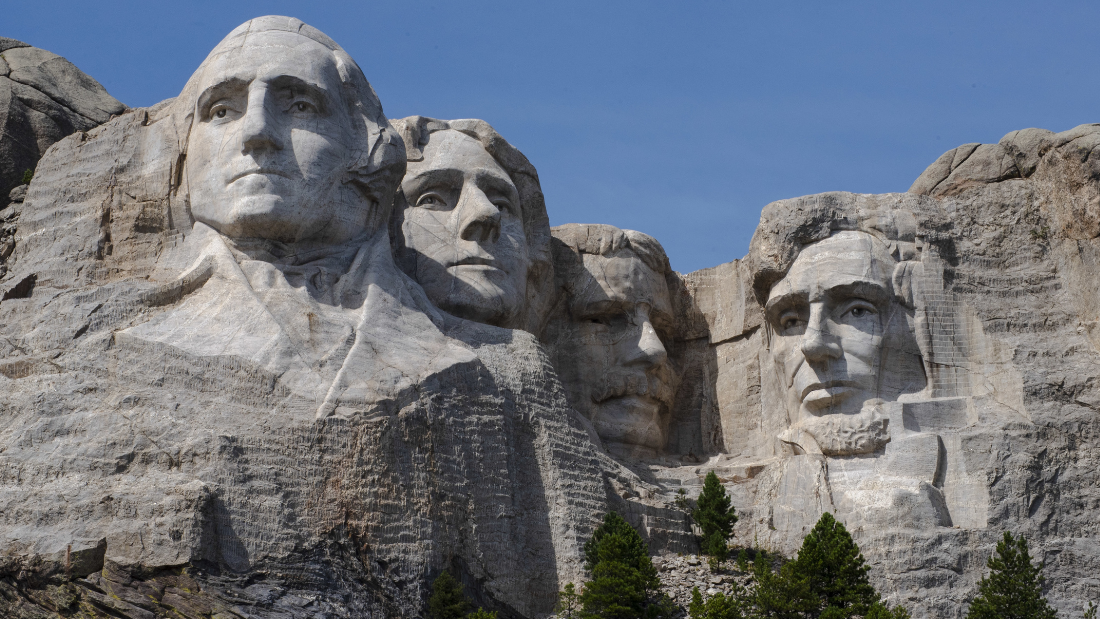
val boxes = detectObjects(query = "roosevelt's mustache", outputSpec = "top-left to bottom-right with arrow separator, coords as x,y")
591,366 -> 677,407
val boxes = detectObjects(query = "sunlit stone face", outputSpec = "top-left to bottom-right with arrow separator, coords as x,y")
185,31 -> 365,244
766,231 -> 907,423
554,250 -> 676,455
397,130 -> 530,326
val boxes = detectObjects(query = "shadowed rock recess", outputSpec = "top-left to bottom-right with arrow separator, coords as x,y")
0,15 -> 1098,619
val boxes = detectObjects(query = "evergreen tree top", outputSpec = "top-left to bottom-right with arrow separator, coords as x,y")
790,512 -> 879,617
965,532 -> 1057,619
583,511 -> 657,585
428,571 -> 472,619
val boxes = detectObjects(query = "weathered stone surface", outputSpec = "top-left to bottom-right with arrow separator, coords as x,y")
3,15 -> 1100,619
0,17 -> 661,618
0,38 -> 126,208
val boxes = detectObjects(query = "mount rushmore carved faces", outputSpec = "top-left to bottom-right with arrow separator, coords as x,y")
763,230 -> 926,455
547,224 -> 679,457
390,117 -> 554,331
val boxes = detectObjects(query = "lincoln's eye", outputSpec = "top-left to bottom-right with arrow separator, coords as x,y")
295,102 -> 309,112
851,307 -> 867,317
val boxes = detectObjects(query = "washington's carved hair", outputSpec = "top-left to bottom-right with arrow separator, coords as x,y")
167,16 -> 407,231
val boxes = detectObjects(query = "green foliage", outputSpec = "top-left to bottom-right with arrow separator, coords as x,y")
555,582 -> 582,619
580,511 -> 667,619
786,512 -> 880,618
1085,601 -> 1097,619
866,602 -> 912,619
21,169 -> 33,185
965,532 -> 1057,619
692,472 -> 737,561
467,609 -> 497,619
428,571 -> 471,619
688,586 -> 746,619
748,550 -> 817,619
674,488 -> 692,511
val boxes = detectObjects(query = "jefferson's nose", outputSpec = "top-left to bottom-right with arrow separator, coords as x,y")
240,88 -> 282,154
622,313 -> 668,369
800,304 -> 842,362
455,185 -> 501,244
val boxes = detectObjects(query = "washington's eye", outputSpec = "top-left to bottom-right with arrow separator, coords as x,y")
215,109 -> 227,119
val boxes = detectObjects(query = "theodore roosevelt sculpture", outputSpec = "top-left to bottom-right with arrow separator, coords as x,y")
389,117 -> 554,333
545,223 -> 679,458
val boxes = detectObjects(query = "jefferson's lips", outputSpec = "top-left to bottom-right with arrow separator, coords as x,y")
449,256 -> 496,268
800,380 -> 858,402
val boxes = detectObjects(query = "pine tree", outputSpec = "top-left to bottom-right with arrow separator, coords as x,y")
428,571 -> 471,619
965,532 -> 1057,619
467,609 -> 498,619
555,582 -> 582,619
692,472 -> 737,561
580,511 -> 667,619
688,586 -> 746,619
748,551 -> 817,619
786,512 -> 880,618
866,602 -> 911,619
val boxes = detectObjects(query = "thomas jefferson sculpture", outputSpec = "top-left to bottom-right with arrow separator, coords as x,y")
390,117 -> 554,333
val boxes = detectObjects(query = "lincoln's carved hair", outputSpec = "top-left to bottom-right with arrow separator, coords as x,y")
167,16 -> 406,231
747,192 -> 945,309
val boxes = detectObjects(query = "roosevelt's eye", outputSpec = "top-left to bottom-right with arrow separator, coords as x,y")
781,316 -> 804,331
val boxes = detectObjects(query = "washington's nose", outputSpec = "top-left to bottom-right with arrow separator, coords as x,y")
623,316 -> 668,368
240,90 -> 282,154
456,185 -> 501,244
800,305 -> 842,362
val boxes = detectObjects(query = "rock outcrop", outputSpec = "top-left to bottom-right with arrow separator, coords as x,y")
0,37 -> 126,209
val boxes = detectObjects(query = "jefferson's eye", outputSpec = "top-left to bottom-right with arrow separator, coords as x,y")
850,307 -> 867,317
416,194 -> 446,208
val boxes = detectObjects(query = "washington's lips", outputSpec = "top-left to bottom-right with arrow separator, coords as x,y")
229,168 -> 290,183
800,379 -> 859,404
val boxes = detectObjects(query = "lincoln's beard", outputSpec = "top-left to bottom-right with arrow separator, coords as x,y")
786,399 -> 890,456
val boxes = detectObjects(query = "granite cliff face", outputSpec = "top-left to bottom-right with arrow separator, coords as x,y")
0,36 -> 126,209
1,16 -> 1099,619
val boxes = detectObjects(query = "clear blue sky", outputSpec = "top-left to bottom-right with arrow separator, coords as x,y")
7,1 -> 1100,272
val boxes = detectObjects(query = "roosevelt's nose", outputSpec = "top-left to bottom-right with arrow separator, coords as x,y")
240,88 -> 282,154
800,304 -> 842,362
455,185 -> 501,244
622,312 -> 668,369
